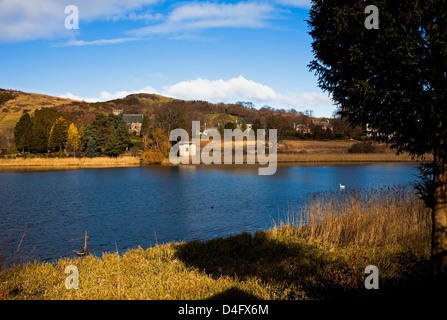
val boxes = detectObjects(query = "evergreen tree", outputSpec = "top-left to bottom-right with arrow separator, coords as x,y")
30,116 -> 52,153
141,114 -> 151,136
30,108 -> 61,153
308,0 -> 447,275
224,121 -> 237,130
116,117 -> 131,151
89,113 -> 108,151
84,137 -> 98,158
14,112 -> 33,152
251,119 -> 263,137
48,117 -> 68,152
104,127 -> 123,157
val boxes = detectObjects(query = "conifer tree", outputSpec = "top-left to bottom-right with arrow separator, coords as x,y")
104,127 -> 122,157
308,0 -> 447,275
85,137 -> 98,158
14,112 -> 33,152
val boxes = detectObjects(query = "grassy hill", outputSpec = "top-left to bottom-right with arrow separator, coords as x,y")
0,89 -> 246,135
0,89 -> 179,133
0,89 -> 77,129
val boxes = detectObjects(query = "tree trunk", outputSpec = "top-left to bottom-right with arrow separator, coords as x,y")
432,147 -> 447,276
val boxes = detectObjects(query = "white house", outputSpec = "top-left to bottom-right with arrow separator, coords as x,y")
178,141 -> 197,158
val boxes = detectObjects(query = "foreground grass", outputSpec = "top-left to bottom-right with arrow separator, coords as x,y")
0,186 -> 439,300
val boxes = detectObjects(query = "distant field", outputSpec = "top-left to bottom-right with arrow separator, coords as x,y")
276,152 -> 422,162
205,113 -> 240,126
279,140 -> 356,153
170,138 -> 426,164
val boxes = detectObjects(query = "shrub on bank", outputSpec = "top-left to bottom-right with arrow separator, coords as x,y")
348,141 -> 377,153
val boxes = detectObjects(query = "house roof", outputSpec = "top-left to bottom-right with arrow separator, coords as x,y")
123,114 -> 143,123
238,118 -> 254,125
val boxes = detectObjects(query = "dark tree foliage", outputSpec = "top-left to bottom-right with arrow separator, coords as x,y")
308,0 -> 447,275
84,137 -> 98,158
104,127 -> 122,157
224,121 -> 237,130
154,106 -> 186,135
265,115 -> 294,142
141,114 -> 151,136
14,112 -> 33,152
30,108 -> 60,153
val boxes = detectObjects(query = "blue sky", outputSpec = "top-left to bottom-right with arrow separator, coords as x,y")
0,0 -> 336,117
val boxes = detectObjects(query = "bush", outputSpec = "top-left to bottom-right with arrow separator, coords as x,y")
56,150 -> 67,158
348,141 -> 377,153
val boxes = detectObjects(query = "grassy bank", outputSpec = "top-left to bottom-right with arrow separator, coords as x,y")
0,156 -> 141,167
0,152 -> 421,169
0,185 -> 439,300
276,152 -> 421,162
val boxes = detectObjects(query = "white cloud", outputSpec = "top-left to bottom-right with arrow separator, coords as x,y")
161,76 -> 276,102
63,37 -> 139,46
0,0 -> 305,43
160,75 -> 332,110
98,86 -> 159,100
59,77 -> 334,116
59,92 -> 83,101
0,0 -> 160,42
128,2 -> 276,37
59,92 -> 101,102
60,86 -> 159,102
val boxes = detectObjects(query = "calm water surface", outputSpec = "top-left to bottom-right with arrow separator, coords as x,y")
0,163 -> 418,261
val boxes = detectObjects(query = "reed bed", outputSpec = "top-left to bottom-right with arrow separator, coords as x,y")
0,156 -> 141,167
276,152 -> 423,163
279,185 -> 432,255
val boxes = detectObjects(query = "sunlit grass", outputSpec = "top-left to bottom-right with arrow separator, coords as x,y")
276,152 -> 424,162
0,156 -> 141,167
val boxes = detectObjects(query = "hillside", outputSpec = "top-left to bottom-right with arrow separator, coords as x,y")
0,89 -> 242,131
0,89 -> 78,129
0,88 -> 372,156
0,89 -> 248,137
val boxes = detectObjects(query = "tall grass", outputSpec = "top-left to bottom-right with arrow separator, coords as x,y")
0,156 -> 141,167
279,185 -> 431,255
276,152 -> 423,162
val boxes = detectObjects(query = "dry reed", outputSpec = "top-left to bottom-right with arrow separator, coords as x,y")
276,152 -> 423,163
0,156 -> 141,167
285,185 -> 432,255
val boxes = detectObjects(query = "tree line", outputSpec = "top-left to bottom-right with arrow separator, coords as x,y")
13,109 -> 131,157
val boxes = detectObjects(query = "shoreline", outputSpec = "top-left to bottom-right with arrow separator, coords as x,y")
0,156 -> 141,168
0,152 -> 427,170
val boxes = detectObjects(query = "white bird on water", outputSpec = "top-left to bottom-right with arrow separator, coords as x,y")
339,184 -> 345,189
